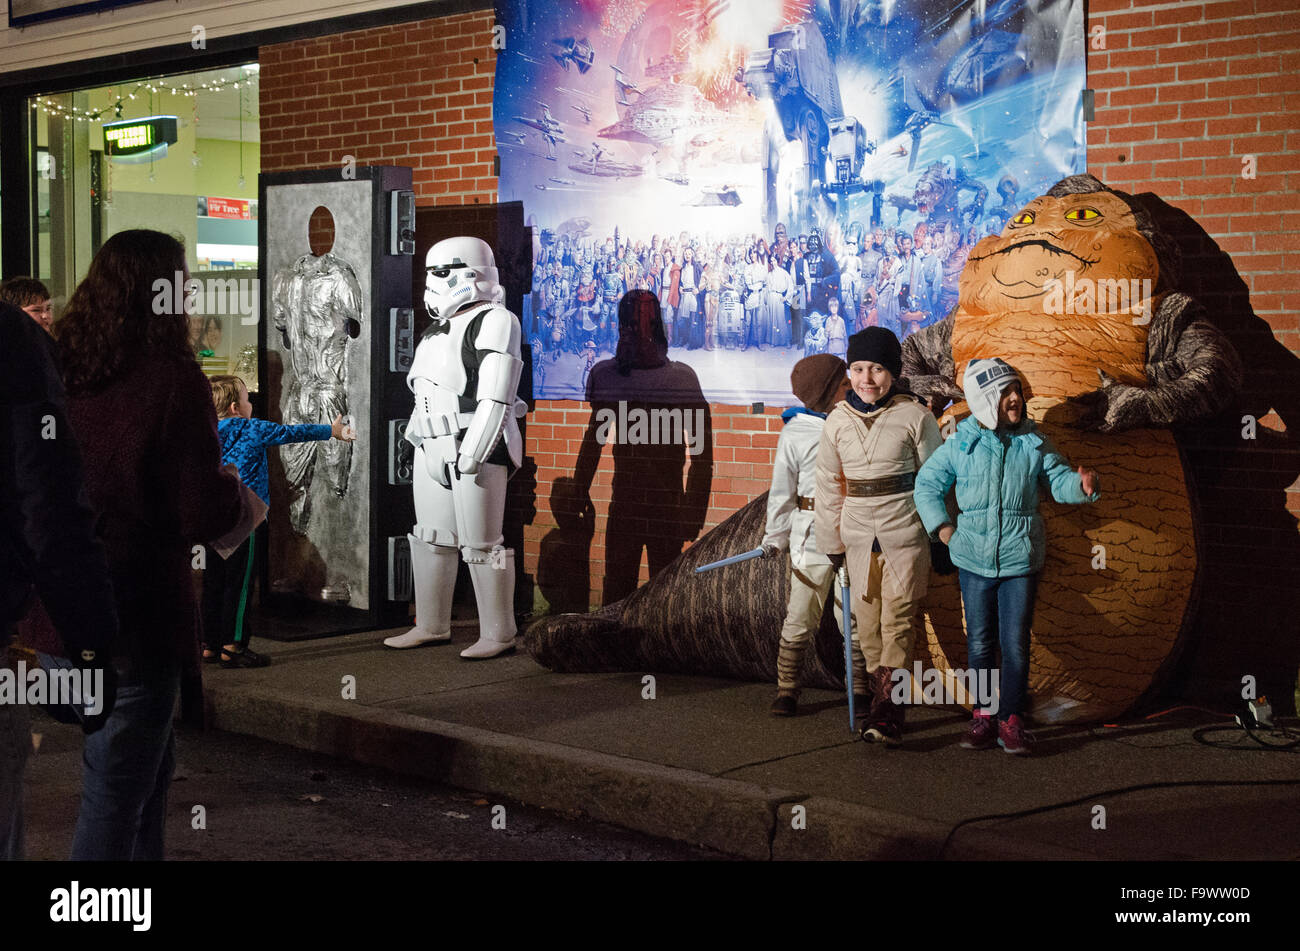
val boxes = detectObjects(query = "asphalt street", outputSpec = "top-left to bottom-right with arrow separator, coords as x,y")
23,708 -> 731,861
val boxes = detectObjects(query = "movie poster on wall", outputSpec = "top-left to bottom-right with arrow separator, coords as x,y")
495,0 -> 1086,404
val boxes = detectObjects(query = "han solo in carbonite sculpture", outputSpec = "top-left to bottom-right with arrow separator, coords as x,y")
384,237 -> 528,659
271,251 -> 363,534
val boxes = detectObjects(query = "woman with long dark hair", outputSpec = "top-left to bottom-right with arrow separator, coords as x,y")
24,229 -> 252,860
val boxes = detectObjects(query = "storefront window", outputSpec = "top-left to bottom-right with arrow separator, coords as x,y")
28,64 -> 261,385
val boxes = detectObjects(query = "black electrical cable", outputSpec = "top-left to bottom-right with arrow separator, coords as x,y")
1085,704 -> 1236,749
939,778 -> 1300,858
1097,705 -> 1299,752
1239,720 -> 1300,749
1086,730 -> 1200,750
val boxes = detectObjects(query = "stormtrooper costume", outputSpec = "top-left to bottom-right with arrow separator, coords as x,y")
383,237 -> 527,659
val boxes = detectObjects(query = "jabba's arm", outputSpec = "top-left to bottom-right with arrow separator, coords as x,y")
1071,292 -> 1244,432
900,312 -> 965,409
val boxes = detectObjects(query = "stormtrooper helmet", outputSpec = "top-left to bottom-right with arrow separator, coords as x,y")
424,236 -> 502,319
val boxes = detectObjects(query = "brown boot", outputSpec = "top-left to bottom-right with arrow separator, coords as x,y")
773,639 -> 805,717
878,693 -> 905,748
861,666 -> 896,743
770,690 -> 799,717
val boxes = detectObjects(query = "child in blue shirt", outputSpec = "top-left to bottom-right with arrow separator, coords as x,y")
200,375 -> 352,667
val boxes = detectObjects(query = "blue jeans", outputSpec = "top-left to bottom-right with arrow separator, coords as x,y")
957,569 -> 1038,720
39,653 -> 179,861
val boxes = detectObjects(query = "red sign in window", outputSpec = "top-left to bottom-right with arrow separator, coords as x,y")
205,197 -> 251,220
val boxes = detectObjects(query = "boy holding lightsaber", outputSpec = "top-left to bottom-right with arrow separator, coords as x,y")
761,354 -> 869,718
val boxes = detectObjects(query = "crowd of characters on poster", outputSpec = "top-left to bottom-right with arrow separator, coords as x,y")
523,179 -> 1016,383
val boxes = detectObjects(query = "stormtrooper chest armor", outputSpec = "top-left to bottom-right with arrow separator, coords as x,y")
407,306 -> 494,408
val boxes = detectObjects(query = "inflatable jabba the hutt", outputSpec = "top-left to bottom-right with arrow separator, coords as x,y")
902,173 -> 1242,722
524,174 -> 1242,724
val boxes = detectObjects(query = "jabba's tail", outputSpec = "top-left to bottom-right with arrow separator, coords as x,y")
523,495 -> 848,691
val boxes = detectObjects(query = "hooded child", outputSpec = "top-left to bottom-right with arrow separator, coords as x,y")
913,358 -> 1100,754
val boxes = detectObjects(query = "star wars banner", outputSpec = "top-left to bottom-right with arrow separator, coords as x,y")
495,0 -> 1086,404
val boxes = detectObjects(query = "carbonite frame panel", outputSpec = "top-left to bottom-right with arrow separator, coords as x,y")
258,166 -> 415,636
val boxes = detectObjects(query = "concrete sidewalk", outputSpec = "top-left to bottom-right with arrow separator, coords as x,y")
202,626 -> 1300,861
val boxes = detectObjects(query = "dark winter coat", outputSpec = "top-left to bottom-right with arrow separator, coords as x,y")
0,303 -> 117,658
20,349 -> 245,672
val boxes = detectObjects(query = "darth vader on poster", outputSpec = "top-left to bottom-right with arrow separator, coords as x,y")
495,0 -> 1085,403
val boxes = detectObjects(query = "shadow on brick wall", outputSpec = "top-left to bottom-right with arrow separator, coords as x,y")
1132,192 -> 1300,714
555,291 -> 714,607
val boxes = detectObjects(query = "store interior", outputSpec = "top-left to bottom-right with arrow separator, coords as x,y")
30,63 -> 262,384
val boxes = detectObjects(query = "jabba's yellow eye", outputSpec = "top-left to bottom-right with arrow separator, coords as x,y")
1012,211 -> 1035,225
1065,207 -> 1102,222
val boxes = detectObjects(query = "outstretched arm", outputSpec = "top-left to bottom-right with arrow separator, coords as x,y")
247,417 -> 334,447
1038,433 -> 1101,504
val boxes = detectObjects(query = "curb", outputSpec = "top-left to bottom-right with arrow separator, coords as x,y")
205,684 -> 798,860
204,683 -> 1097,861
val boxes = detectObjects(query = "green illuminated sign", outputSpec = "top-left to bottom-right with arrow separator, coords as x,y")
101,116 -> 177,157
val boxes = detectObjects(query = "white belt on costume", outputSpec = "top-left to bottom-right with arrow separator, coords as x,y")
408,397 -> 476,440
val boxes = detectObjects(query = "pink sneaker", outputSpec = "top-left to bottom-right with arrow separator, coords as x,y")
959,712 -> 998,750
997,714 -> 1034,755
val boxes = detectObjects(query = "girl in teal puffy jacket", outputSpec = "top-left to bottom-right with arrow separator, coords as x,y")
913,358 -> 1100,755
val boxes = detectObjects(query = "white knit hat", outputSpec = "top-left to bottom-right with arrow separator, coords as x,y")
963,358 -> 1022,429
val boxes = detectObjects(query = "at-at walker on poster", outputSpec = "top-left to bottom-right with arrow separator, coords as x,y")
496,0 -> 1086,404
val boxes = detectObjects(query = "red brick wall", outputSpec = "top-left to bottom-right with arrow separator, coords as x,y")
1086,0 -> 1300,705
524,402 -> 783,602
260,10 -> 498,204
1087,0 -> 1299,370
259,9 -> 793,603
260,6 -> 1299,702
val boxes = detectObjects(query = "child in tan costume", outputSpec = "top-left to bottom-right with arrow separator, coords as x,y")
816,327 -> 941,746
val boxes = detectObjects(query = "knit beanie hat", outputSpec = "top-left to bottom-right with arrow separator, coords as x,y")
846,327 -> 902,376
790,353 -> 847,413
963,358 -> 1022,429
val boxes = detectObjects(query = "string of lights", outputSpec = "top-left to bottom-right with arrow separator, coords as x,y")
30,70 -> 258,123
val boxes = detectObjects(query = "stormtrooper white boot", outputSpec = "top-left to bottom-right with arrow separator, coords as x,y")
384,535 -> 456,648
459,548 -> 518,660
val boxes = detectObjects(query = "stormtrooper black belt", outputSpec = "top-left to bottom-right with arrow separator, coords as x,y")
796,495 -> 815,511
845,473 -> 915,497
